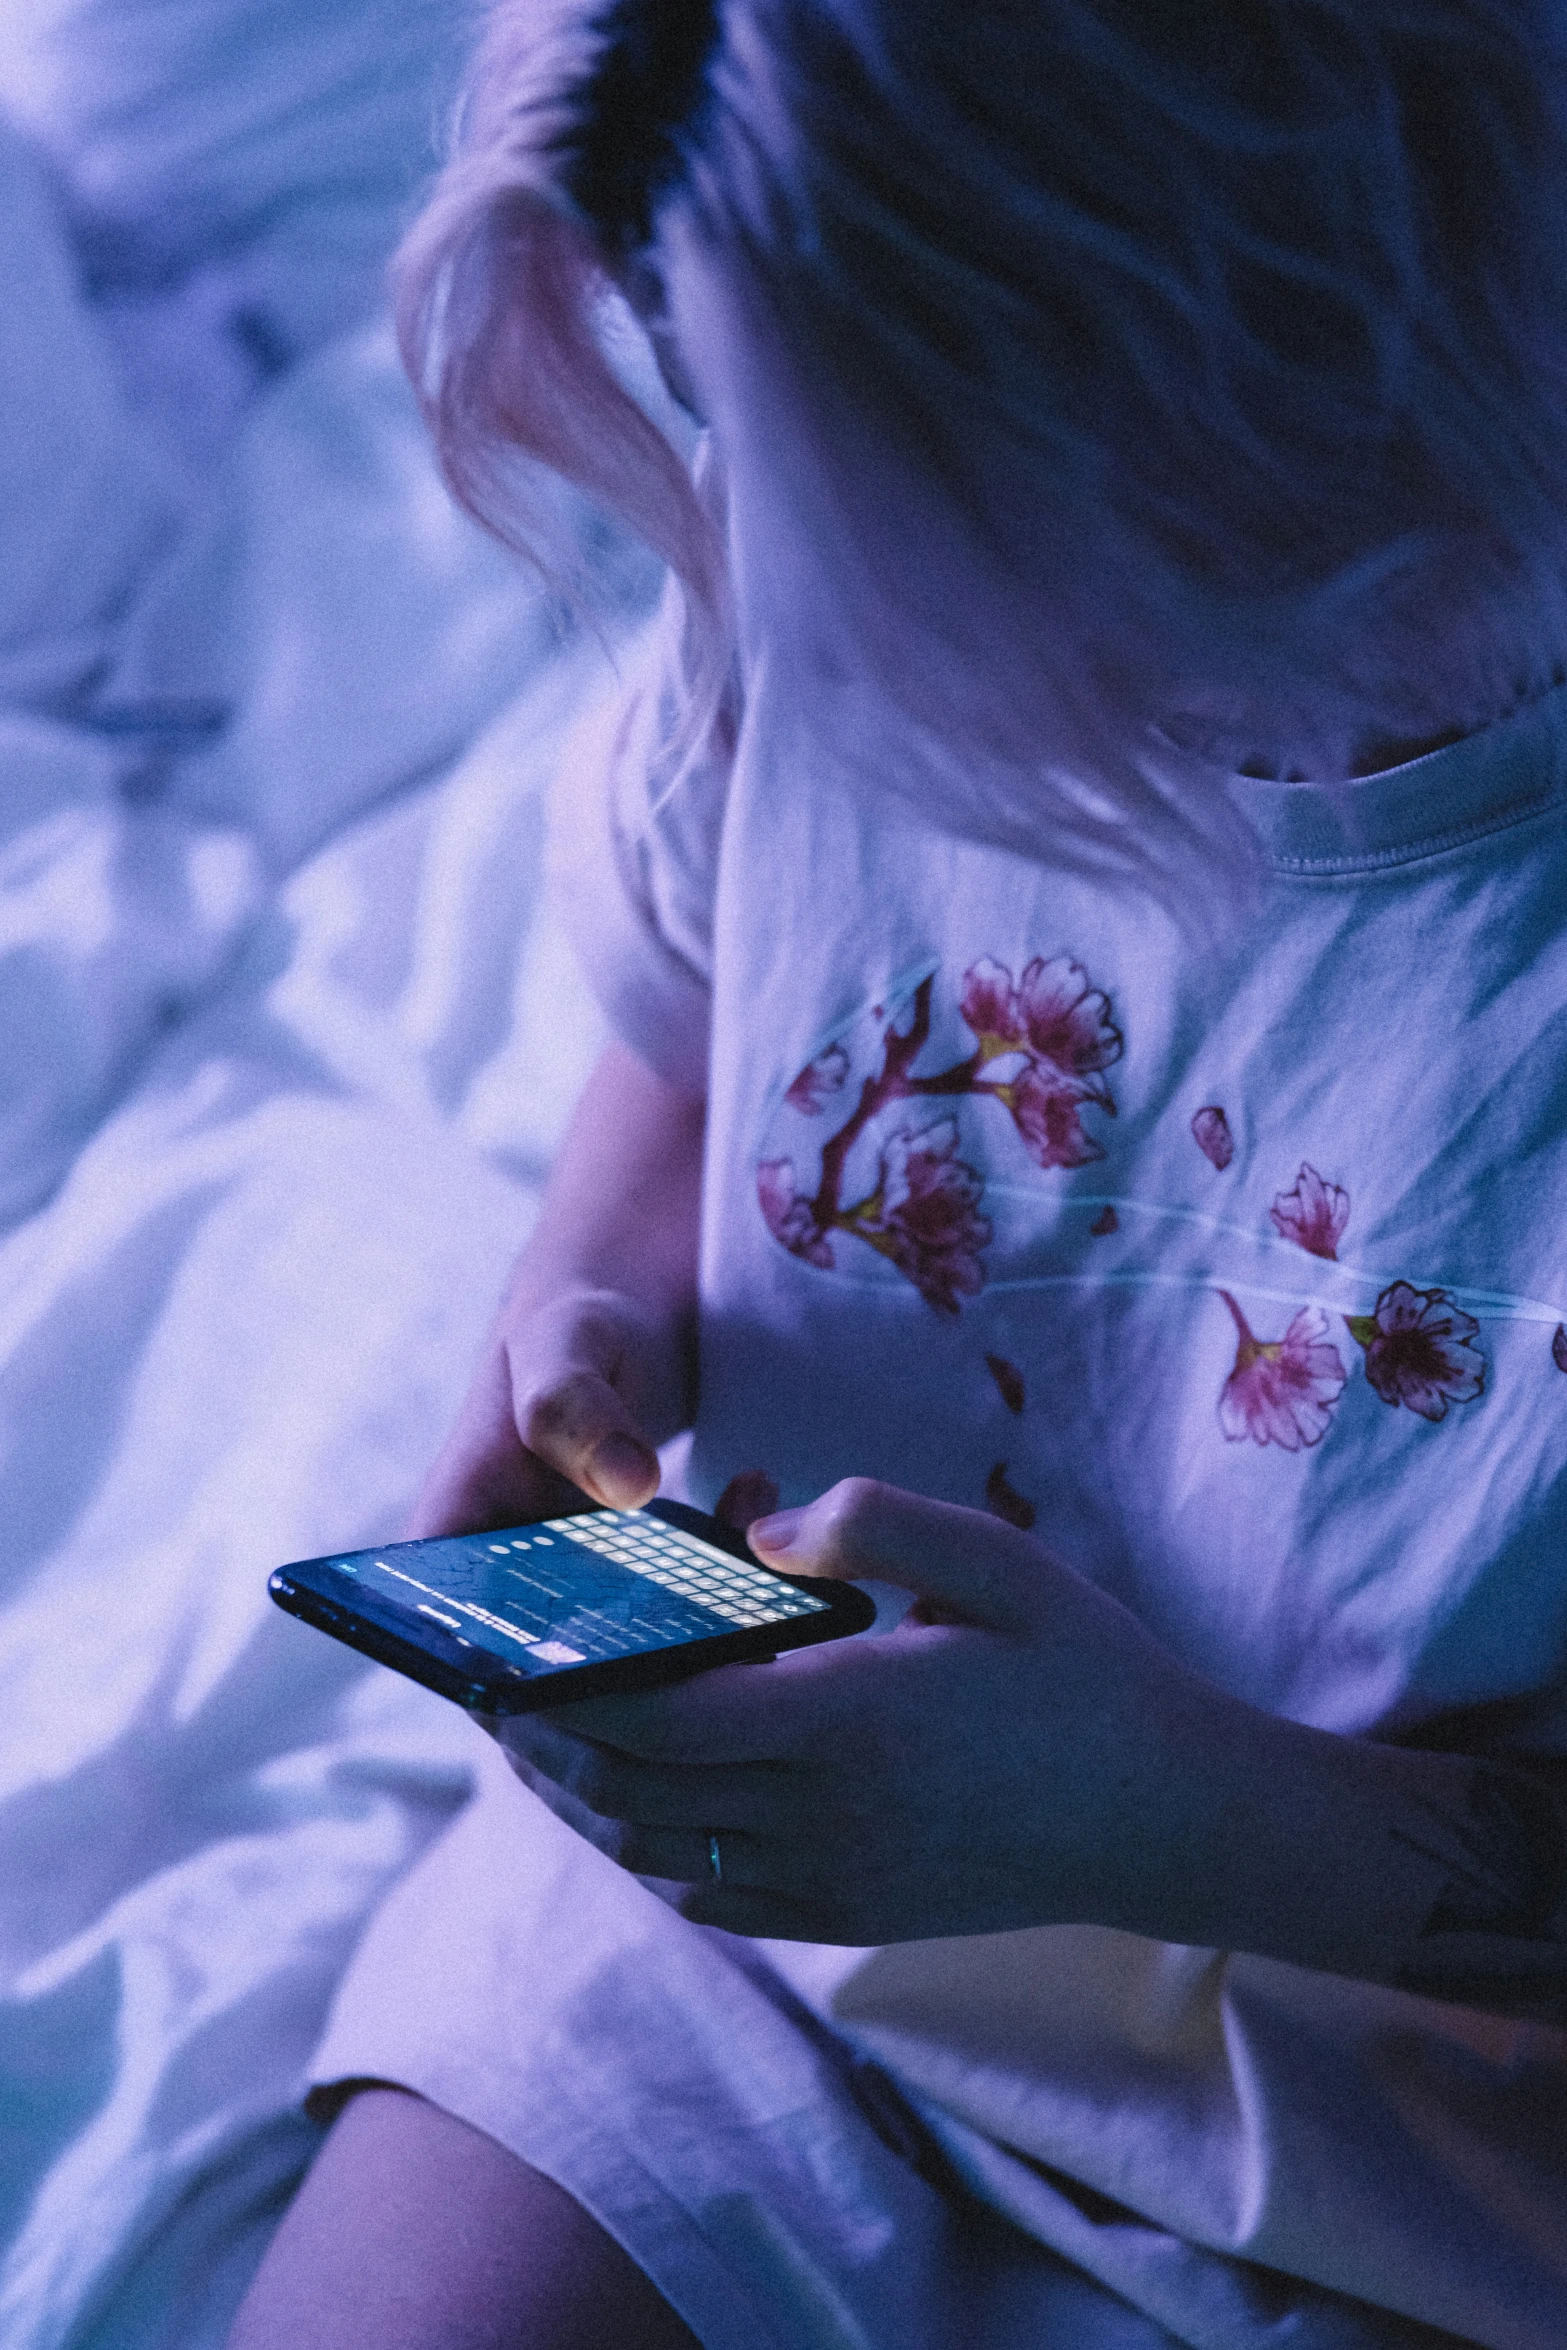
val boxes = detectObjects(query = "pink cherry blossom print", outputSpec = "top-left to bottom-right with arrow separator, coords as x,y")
1217,1289 -> 1347,1451
862,1119 -> 990,1316
759,954 -> 1122,1311
1555,1325 -> 1567,1374
1270,1163 -> 1350,1260
953,954 -> 1120,1164
958,956 -> 1021,1045
1192,1106 -> 1234,1170
715,1469 -> 781,1530
986,1354 -> 1026,1414
1010,1063 -> 1108,1169
784,1041 -> 850,1115
1346,1283 -> 1485,1421
985,1461 -> 1037,1531
1016,955 -> 1123,1092
1090,1205 -> 1119,1236
757,1159 -> 835,1269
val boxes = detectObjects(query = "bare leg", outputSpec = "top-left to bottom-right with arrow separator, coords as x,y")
226,2086 -> 702,2350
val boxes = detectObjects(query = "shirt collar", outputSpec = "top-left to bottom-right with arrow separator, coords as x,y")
1233,679 -> 1567,873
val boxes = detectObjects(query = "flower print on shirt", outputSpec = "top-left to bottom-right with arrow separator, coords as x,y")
1270,1163 -> 1350,1260
1192,1106 -> 1234,1170
850,1119 -> 990,1316
985,1461 -> 1037,1531
1010,1062 -> 1110,1169
1248,1164 -> 1487,1439
757,1159 -> 835,1268
757,954 -> 1121,1312
784,1042 -> 849,1115
1347,1283 -> 1486,1421
1013,956 -> 1122,1092
1213,1152 -> 1489,1444
955,957 -> 1018,1046
961,954 -> 1121,1170
1217,1290 -> 1348,1451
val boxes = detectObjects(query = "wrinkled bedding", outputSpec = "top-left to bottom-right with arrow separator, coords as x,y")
0,16 -> 658,2342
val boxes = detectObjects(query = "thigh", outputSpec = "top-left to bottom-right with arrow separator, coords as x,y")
225,2086 -> 701,2350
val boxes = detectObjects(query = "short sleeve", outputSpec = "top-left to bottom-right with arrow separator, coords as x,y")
548,583 -> 735,1099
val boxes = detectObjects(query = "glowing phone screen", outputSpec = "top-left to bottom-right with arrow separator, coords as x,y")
321,1509 -> 826,1678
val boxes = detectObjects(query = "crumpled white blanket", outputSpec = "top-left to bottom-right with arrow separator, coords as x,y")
0,42 -> 653,2347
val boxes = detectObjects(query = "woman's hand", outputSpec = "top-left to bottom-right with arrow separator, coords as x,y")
491,1478 -> 1241,1944
494,1480 -> 1567,2016
405,1287 -> 686,1538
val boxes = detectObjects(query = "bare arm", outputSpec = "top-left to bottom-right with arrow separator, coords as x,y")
409,1039 -> 704,1537
1139,1688 -> 1567,2020
502,1039 -> 703,1330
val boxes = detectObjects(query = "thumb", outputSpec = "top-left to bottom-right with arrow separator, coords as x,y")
748,1478 -> 1045,1634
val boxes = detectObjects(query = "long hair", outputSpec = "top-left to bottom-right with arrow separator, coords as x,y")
395,1 -> 1567,901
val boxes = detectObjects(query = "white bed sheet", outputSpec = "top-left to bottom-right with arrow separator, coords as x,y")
0,41 -> 657,2342
0,659 -> 620,2350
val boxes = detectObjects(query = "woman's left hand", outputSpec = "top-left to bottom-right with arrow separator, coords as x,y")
489,1479 -> 1247,1944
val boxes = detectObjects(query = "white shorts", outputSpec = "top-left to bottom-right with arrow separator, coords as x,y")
307,1739 -> 1465,2350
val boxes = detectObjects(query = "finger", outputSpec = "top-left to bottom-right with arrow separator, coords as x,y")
600,1821 -> 778,1884
508,1351 -> 659,1510
671,1883 -> 838,1940
493,1743 -> 796,1893
547,1643 -> 853,1765
403,1350 -> 591,1537
748,1479 -> 1044,1633
493,1715 -> 807,1832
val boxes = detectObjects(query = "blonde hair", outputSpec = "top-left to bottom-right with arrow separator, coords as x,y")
396,1 -> 1567,898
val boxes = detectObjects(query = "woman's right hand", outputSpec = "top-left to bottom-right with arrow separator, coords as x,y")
404,1285 -> 688,1539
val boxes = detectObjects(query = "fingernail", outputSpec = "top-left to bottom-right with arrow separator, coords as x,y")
592,1432 -> 657,1498
749,1508 -> 802,1553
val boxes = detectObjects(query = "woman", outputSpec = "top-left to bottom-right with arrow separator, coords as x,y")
232,5 -> 1567,2343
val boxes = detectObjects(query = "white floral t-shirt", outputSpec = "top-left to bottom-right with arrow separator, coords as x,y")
552,603 -> 1567,2349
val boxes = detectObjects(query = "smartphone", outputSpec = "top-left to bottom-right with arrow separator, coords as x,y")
268,1497 -> 876,1713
